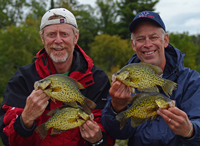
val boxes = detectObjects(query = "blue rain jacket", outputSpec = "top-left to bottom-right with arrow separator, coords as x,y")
101,44 -> 200,146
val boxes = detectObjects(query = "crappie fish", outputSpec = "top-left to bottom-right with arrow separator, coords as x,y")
112,62 -> 177,97
34,74 -> 96,114
35,105 -> 94,139
116,92 -> 175,129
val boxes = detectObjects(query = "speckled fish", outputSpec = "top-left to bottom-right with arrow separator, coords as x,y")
34,74 -> 96,114
112,62 -> 177,97
116,92 -> 175,129
35,105 -> 94,139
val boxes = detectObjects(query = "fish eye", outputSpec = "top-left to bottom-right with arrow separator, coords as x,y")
40,80 -> 46,83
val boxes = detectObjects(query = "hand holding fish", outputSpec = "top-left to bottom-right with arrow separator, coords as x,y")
157,107 -> 194,138
21,89 -> 50,129
110,80 -> 131,113
80,120 -> 102,144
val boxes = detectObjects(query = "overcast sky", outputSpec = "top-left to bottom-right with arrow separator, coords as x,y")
78,0 -> 200,35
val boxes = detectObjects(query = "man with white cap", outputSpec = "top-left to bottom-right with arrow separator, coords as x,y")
0,8 -> 113,146
101,10 -> 200,145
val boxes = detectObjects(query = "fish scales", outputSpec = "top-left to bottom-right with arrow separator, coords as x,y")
34,74 -> 97,114
113,62 -> 177,96
116,92 -> 175,129
124,96 -> 158,119
50,77 -> 83,102
122,63 -> 164,88
45,107 -> 85,130
35,106 -> 92,139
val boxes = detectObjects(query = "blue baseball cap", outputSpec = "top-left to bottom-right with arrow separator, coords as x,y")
129,11 -> 166,32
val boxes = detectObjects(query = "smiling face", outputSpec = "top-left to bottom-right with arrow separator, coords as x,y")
131,21 -> 169,71
41,23 -> 79,64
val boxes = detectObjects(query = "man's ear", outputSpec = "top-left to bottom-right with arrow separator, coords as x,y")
40,35 -> 45,45
164,33 -> 169,48
131,39 -> 136,52
74,33 -> 79,44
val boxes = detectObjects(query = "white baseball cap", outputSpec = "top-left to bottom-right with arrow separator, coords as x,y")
40,8 -> 78,30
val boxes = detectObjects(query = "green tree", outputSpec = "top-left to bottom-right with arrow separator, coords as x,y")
56,0 -> 79,12
89,34 -> 133,78
96,0 -> 118,35
76,4 -> 99,54
169,32 -> 199,70
0,0 -> 28,29
0,25 -> 43,96
22,0 -> 47,36
190,34 -> 200,72
116,0 -> 159,39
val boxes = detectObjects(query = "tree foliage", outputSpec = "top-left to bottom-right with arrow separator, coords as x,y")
0,25 -> 43,95
169,32 -> 199,70
0,0 -> 28,29
190,34 -> 200,72
116,0 -> 159,39
96,0 -> 118,35
89,34 -> 133,78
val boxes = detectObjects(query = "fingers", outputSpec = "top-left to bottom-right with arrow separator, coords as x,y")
81,120 -> 98,133
110,81 -> 131,99
157,107 -> 192,137
157,107 -> 187,125
80,120 -> 102,143
22,89 -> 50,129
110,81 -> 131,112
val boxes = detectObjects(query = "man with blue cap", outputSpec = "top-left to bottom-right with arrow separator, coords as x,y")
101,10 -> 200,145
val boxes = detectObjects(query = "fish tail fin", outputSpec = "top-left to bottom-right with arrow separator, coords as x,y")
116,112 -> 129,130
162,79 -> 177,97
35,123 -> 48,140
82,98 -> 97,114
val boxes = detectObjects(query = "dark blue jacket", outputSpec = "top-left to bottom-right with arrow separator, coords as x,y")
101,44 -> 200,146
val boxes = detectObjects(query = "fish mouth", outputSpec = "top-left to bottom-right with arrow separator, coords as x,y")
34,81 -> 51,90
78,115 -> 88,121
44,83 -> 51,90
78,113 -> 93,121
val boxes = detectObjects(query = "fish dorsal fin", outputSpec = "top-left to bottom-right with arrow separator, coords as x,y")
140,62 -> 163,74
128,93 -> 141,104
69,77 -> 85,90
46,108 -> 58,116
46,105 -> 70,116
63,102 -> 78,108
